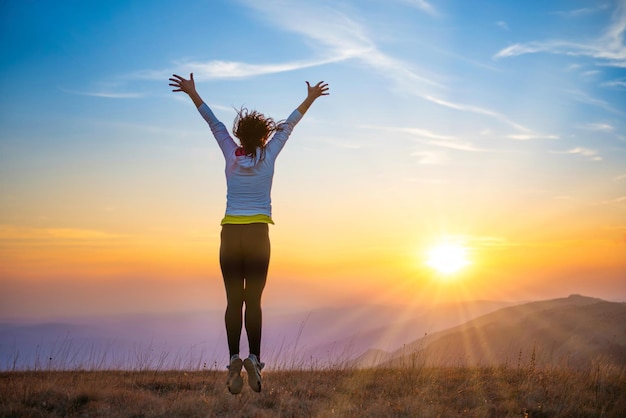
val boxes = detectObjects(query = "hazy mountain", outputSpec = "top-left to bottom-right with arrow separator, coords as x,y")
23,296 -> 625,371
354,295 -> 626,369
277,300 -> 512,367
0,299 -> 511,370
0,311 -> 226,370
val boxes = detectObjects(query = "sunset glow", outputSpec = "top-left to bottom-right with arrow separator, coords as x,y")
425,241 -> 470,276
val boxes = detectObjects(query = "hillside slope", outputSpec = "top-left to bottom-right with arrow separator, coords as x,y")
357,295 -> 626,368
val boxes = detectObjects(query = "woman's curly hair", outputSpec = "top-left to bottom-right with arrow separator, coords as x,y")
233,107 -> 279,160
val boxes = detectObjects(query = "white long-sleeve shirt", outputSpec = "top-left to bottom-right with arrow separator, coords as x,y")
197,103 -> 303,223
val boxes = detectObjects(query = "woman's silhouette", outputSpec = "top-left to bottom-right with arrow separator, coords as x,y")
169,73 -> 329,393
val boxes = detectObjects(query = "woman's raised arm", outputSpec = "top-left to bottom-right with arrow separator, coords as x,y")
296,81 -> 329,116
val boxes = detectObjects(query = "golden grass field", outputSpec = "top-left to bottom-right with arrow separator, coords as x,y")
2,363 -> 625,417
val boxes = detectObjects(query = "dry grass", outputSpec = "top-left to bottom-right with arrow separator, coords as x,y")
1,363 -> 625,417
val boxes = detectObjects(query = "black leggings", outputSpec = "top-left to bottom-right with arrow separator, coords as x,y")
220,223 -> 270,360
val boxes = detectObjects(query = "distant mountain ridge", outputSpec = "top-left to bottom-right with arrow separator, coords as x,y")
3,295 -> 623,370
353,295 -> 626,369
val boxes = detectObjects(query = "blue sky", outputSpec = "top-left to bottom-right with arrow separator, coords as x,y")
1,0 -> 625,317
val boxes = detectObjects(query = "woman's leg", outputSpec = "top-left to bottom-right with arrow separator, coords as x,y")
241,223 -> 270,361
220,225 -> 245,358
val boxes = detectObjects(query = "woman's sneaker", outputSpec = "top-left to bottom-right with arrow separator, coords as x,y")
226,355 -> 244,394
243,354 -> 265,392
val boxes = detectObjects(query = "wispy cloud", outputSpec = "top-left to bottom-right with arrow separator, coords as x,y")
429,234 -> 568,251
189,58 -> 351,79
580,122 -> 615,132
411,150 -> 447,164
552,147 -> 603,161
496,21 -> 509,31
495,40 -> 599,60
550,4 -> 610,18
361,124 -> 440,140
397,0 -> 438,16
425,139 -> 485,152
466,236 -> 519,249
133,0 -> 552,138
615,173 -> 626,181
419,94 -> 535,133
495,1 -> 626,66
132,0 -> 439,91
60,88 -> 144,99
134,56 -> 351,81
363,125 -> 486,152
582,70 -> 601,77
601,79 -> 626,88
567,89 -> 624,114
0,225 -> 127,242
601,195 -> 626,207
505,133 -> 560,140
237,1 -> 441,87
395,127 -> 457,141
221,0 -> 553,136
567,63 -> 582,71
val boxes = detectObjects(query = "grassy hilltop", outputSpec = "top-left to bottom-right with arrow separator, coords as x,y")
2,363 -> 625,417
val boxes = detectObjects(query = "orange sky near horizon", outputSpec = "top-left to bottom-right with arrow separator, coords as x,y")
1,201 -> 624,319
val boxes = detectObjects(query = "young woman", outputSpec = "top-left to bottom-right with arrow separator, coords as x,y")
169,73 -> 329,393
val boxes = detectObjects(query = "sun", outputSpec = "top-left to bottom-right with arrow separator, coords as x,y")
425,241 -> 470,275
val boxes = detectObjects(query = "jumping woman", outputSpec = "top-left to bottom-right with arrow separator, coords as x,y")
169,73 -> 329,394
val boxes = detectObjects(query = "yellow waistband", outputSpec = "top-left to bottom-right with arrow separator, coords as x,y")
221,214 -> 274,225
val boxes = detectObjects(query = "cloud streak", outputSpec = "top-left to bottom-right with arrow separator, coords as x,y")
581,122 -> 615,132
601,79 -> 626,88
420,94 -> 536,133
411,150 -> 447,164
0,225 -> 127,242
237,1 -> 442,88
234,0 -> 546,127
495,1 -> 626,67
601,195 -> 626,207
134,55 -> 354,81
137,0 -> 561,137
363,125 -> 487,152
118,0 -> 553,139
567,89 -> 624,115
397,0 -> 438,16
61,88 -> 144,99
550,4 -> 611,18
552,147 -> 603,161
505,133 -> 560,140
